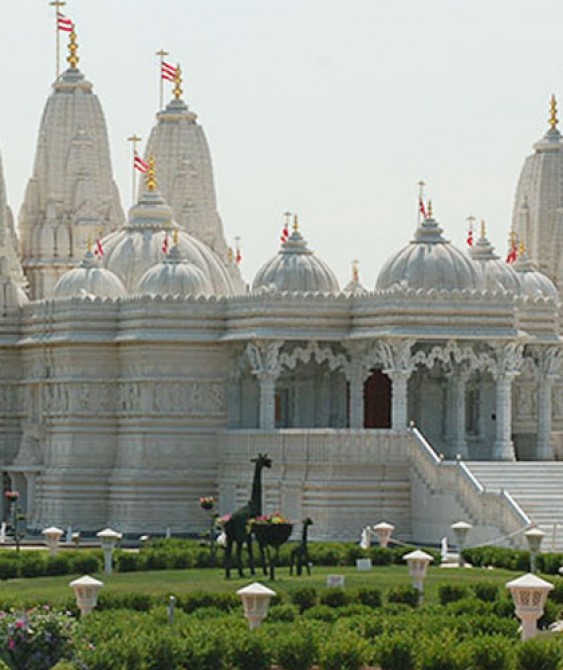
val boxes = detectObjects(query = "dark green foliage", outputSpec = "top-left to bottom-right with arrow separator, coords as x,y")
228,630 -> 270,670
68,551 -> 102,574
290,586 -> 317,613
303,604 -> 338,622
438,583 -> 469,605
114,550 -> 142,572
473,581 -> 499,602
375,632 -> 417,670
387,584 -> 420,607
319,631 -> 369,670
274,628 -> 318,670
96,591 -> 155,612
356,587 -> 382,608
515,637 -> 563,670
45,554 -> 71,576
267,603 -> 298,622
549,580 -> 563,604
465,634 -> 515,670
320,587 -> 348,608
0,559 -> 18,580
419,632 -> 467,670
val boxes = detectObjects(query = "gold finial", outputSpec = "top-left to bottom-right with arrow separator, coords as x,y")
293,214 -> 299,232
519,239 -> 526,257
174,63 -> 183,100
427,200 -> 433,218
227,247 -> 234,263
550,94 -> 558,129
87,236 -> 92,253
67,28 -> 79,69
480,219 -> 486,238
173,228 -> 179,246
146,155 -> 157,191
352,259 -> 359,282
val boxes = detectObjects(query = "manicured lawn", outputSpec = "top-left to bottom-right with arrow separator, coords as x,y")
0,563 -> 523,608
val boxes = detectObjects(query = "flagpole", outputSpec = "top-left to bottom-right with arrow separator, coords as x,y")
127,134 -> 142,206
49,0 -> 66,80
417,179 -> 426,225
156,49 -> 169,110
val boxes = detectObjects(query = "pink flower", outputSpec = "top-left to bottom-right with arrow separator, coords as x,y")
8,639 -> 15,651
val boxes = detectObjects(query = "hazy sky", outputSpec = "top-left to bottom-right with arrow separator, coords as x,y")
0,1 -> 560,287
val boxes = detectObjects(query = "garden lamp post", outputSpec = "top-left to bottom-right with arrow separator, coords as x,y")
506,573 -> 553,640
42,526 -> 64,555
373,521 -> 395,548
236,582 -> 277,630
96,527 -> 122,575
451,521 -> 472,567
403,549 -> 433,603
69,575 -> 104,617
524,526 -> 545,573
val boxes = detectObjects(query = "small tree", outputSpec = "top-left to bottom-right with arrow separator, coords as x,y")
4,491 -> 25,553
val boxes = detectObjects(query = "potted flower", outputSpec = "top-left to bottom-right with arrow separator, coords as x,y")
199,496 -> 215,511
252,513 -> 293,580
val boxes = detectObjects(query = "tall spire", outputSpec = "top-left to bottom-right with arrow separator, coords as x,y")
67,28 -> 79,69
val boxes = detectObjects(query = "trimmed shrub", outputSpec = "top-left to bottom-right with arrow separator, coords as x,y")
438,584 -> 469,605
319,631 -> 370,670
473,581 -> 499,603
356,587 -> 382,608
419,633 -> 466,670
465,634 -> 514,670
115,550 -> 142,572
375,632 -> 416,670
303,605 -> 337,622
290,587 -> 317,613
69,551 -> 102,575
320,587 -> 348,608
0,559 -> 18,580
267,603 -> 298,622
387,585 -> 419,608
20,553 -> 46,578
275,628 -> 318,670
228,630 -> 270,670
180,629 -> 225,670
45,554 -> 71,576
515,637 -> 563,670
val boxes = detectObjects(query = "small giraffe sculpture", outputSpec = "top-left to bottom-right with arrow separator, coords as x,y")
224,453 -> 272,579
290,517 -> 313,576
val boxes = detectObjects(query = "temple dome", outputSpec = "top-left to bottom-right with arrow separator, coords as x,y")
469,226 -> 521,292
253,223 -> 340,294
137,241 -> 212,297
343,261 -> 368,296
513,251 -> 558,299
102,187 -> 235,296
376,213 -> 485,292
53,248 -> 126,299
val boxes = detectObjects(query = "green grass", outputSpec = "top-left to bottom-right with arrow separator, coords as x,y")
0,564 -> 521,608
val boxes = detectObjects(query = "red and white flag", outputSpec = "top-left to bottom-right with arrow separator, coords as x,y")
236,246 -> 242,264
94,238 -> 104,257
466,224 -> 474,247
506,234 -> 518,263
162,232 -> 169,254
134,152 -> 149,174
57,12 -> 74,32
161,61 -> 178,82
419,197 -> 427,220
280,223 -> 289,243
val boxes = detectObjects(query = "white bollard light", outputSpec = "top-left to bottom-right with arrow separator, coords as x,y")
96,527 -> 122,575
69,575 -> 104,617
524,527 -> 545,574
373,522 -> 395,548
42,526 -> 64,555
451,521 -> 472,567
236,582 -> 277,630
506,573 -> 553,640
403,549 -> 433,602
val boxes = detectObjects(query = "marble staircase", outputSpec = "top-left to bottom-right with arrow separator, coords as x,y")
467,462 -> 563,552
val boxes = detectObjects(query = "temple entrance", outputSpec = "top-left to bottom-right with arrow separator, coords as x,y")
364,369 -> 391,428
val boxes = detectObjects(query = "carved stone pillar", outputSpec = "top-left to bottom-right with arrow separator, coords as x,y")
348,370 -> 365,429
491,344 -> 523,461
536,347 -> 561,460
246,340 -> 283,430
453,372 -> 469,459
380,340 -> 415,431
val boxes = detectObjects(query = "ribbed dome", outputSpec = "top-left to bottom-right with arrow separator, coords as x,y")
513,251 -> 559,298
102,188 -> 234,296
54,249 -> 126,299
137,242 -> 212,297
469,228 -> 520,292
253,225 -> 339,294
376,214 -> 485,291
